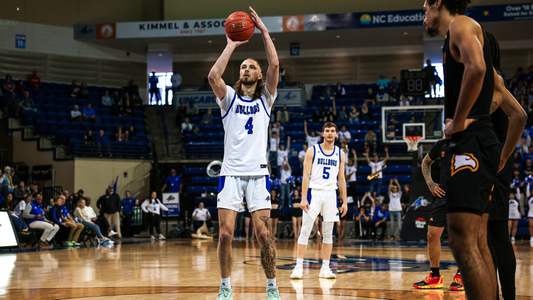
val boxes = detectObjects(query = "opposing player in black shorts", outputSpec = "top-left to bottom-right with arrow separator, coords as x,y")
424,1 -> 499,298
486,31 -> 527,300
413,140 -> 462,290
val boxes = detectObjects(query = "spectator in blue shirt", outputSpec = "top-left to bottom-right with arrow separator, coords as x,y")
82,103 -> 97,123
149,72 -> 160,104
371,203 -> 389,240
50,195 -> 84,246
101,90 -> 114,108
376,74 -> 391,89
162,169 -> 182,193
121,190 -> 139,238
96,130 -> 112,158
390,76 -> 399,89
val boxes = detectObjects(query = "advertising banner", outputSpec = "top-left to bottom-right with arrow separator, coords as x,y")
74,3 -> 532,40
162,193 -> 180,216
174,87 -> 306,109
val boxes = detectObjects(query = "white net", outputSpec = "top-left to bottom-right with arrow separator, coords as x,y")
404,136 -> 422,152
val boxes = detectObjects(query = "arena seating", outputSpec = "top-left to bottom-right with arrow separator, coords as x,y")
181,82 -> 415,159
0,78 -> 151,159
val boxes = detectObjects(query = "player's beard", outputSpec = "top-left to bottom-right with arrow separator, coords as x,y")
240,75 -> 258,86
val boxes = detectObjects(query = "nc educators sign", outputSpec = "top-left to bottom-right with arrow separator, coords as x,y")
74,3 -> 533,40
173,87 -> 306,109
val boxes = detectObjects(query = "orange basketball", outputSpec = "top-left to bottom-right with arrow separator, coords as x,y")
225,11 -> 255,41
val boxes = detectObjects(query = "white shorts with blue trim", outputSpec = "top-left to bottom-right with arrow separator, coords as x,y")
306,188 -> 339,222
217,175 -> 271,213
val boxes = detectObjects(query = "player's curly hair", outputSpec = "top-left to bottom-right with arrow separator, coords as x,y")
427,0 -> 471,15
485,31 -> 501,72
233,58 -> 265,100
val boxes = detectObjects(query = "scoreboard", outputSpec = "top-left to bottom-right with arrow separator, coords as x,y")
401,69 -> 430,96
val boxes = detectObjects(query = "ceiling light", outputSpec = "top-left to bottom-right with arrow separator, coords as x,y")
158,53 -> 163,56
404,32 -> 408,35
272,38 -> 276,41
16,7 -> 19,11
336,35 -> 340,38
208,40 -> 212,43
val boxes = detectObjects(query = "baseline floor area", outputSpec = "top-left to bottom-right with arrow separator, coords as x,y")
2,239 -> 533,299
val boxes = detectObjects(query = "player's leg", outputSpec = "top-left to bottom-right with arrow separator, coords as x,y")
413,225 -> 445,289
488,220 -> 516,300
476,213 -> 497,299
320,221 -> 336,279
218,209 -> 238,278
508,219 -> 512,236
246,176 -> 280,298
292,197 -> 320,279
216,175 -> 245,298
447,212 -> 492,299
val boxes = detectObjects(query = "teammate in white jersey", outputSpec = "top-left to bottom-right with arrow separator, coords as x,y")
291,122 -> 347,280
208,7 -> 280,300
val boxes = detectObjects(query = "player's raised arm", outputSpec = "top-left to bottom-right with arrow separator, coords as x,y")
208,36 -> 249,100
249,6 -> 279,101
493,72 -> 528,171
338,152 -> 348,217
445,17 -> 487,136
300,147 -> 314,212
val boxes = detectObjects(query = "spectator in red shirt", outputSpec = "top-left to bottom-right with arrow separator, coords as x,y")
28,71 -> 41,88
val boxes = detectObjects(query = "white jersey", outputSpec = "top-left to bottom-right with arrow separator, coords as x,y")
345,164 -> 356,182
509,199 -> 521,220
307,136 -> 321,148
218,85 -> 276,176
309,144 -> 341,190
528,197 -> 533,218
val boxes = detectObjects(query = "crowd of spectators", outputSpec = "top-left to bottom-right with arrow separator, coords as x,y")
0,166 -> 174,248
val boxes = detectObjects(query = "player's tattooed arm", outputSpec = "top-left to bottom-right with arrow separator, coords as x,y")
422,154 -> 445,198
259,216 -> 277,279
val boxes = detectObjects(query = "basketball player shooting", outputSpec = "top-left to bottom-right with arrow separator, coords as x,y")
208,7 -> 280,300
290,122 -> 347,280
423,1 -> 504,299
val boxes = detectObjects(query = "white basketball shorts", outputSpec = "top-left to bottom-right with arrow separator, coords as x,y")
305,188 -> 339,222
217,175 -> 271,213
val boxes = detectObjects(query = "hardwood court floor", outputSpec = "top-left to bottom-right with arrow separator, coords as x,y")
2,238 -> 533,299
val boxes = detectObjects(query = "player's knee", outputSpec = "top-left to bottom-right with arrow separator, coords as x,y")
322,222 -> 334,244
427,228 -> 438,242
219,229 -> 233,245
257,231 -> 269,243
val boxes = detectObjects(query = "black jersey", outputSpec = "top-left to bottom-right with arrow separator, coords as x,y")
428,139 -> 447,185
443,30 -> 494,121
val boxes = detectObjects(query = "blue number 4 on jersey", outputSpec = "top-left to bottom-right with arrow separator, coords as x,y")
245,117 -> 253,134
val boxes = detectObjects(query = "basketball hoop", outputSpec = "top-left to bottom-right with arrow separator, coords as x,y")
404,136 -> 422,152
